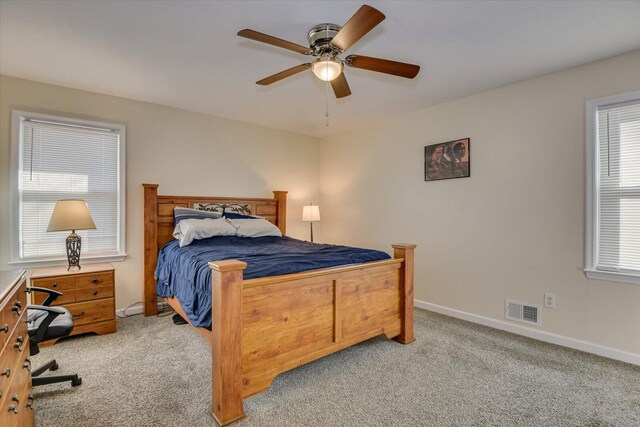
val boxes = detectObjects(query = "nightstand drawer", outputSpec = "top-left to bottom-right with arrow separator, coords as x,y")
31,289 -> 75,306
64,298 -> 114,327
76,285 -> 113,302
30,276 -> 75,293
75,271 -> 113,289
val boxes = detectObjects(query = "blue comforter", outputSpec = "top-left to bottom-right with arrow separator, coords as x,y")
155,236 -> 390,328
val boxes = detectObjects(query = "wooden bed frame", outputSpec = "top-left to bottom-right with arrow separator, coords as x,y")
142,184 -> 416,426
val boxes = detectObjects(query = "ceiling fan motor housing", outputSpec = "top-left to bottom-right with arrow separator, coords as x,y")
308,23 -> 343,55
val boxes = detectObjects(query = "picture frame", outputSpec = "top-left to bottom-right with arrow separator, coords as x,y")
424,138 -> 470,181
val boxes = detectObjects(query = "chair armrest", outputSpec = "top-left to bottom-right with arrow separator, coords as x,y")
27,286 -> 63,306
27,305 -> 66,344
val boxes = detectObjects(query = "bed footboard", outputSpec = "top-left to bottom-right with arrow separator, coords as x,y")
209,243 -> 416,426
210,260 -> 247,426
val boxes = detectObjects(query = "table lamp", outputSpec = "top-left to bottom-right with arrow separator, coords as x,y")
47,199 -> 97,270
302,204 -> 320,243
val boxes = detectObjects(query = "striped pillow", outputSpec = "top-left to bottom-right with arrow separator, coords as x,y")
174,207 -> 223,225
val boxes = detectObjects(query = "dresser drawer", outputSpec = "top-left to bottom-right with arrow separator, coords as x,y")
64,298 -> 114,326
0,284 -> 27,344
0,314 -> 27,406
0,310 -> 5,353
0,340 -> 18,403
75,271 -> 113,289
76,285 -> 114,303
0,354 -> 33,425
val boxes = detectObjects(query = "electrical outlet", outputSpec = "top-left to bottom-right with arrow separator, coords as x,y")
544,293 -> 556,309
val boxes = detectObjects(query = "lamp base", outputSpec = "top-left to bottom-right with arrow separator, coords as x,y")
66,231 -> 82,271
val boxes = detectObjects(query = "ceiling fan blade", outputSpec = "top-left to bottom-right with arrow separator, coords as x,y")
346,55 -> 420,79
330,5 -> 385,51
331,73 -> 352,98
256,64 -> 311,85
238,29 -> 313,55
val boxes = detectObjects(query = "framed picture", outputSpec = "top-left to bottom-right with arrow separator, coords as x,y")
424,138 -> 470,181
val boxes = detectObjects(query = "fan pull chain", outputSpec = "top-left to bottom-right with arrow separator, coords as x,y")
325,81 -> 330,127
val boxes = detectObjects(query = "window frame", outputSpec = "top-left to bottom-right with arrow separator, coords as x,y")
585,90 -> 640,285
9,110 -> 127,268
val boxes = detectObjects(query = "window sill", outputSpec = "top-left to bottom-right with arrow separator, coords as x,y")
9,254 -> 127,269
584,269 -> 640,285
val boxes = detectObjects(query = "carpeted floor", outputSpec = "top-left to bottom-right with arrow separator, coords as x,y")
33,309 -> 640,427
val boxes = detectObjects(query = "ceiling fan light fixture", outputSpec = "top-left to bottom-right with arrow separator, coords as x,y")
311,57 -> 343,82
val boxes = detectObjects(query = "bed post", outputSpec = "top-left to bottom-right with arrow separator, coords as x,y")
273,190 -> 287,235
209,259 -> 247,426
143,184 -> 159,316
391,243 -> 417,344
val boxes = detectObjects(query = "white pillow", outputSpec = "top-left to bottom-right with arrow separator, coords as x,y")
227,218 -> 282,238
173,218 -> 237,247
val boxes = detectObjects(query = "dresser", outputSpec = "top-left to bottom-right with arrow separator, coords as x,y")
0,269 -> 35,426
29,263 -> 116,345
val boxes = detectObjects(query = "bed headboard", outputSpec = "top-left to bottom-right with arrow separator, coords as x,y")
142,183 -> 287,316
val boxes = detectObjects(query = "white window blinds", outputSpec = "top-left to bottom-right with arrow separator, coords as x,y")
17,115 -> 124,261
596,100 -> 640,274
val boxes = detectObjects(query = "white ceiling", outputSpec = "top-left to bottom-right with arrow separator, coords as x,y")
2,1 -> 640,138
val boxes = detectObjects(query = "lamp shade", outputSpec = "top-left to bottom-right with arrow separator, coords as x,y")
47,199 -> 97,232
302,205 -> 320,222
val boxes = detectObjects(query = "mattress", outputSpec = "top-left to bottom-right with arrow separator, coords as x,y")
155,236 -> 390,328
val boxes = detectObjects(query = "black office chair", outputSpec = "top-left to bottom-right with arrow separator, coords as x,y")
27,287 -> 82,387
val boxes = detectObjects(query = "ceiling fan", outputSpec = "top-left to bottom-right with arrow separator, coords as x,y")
237,4 -> 420,99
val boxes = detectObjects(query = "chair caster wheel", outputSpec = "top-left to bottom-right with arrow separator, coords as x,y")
50,362 -> 59,371
71,377 -> 82,387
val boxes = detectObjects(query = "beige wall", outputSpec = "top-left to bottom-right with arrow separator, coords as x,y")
2,51 -> 639,356
319,51 -> 640,355
0,75 -> 320,310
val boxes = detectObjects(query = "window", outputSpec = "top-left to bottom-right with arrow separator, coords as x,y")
10,111 -> 126,266
585,91 -> 640,284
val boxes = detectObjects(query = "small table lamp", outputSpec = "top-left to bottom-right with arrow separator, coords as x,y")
47,199 -> 97,271
302,204 -> 320,243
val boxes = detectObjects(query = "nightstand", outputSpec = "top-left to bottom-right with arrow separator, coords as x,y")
29,263 -> 116,345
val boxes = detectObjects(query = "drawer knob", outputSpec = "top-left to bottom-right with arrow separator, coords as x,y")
91,278 -> 99,284
16,336 -> 24,343
13,342 -> 24,351
93,291 -> 98,296
23,358 -> 32,371
8,405 -> 19,414
52,282 -> 58,288
1,324 -> 8,333
0,368 -> 9,377
73,311 -> 86,320
11,304 -> 22,316
26,394 -> 34,409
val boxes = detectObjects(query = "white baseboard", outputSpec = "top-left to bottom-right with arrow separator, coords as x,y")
414,299 -> 640,366
116,301 -> 167,317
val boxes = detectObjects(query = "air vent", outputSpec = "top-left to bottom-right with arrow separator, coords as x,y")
505,299 -> 541,326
